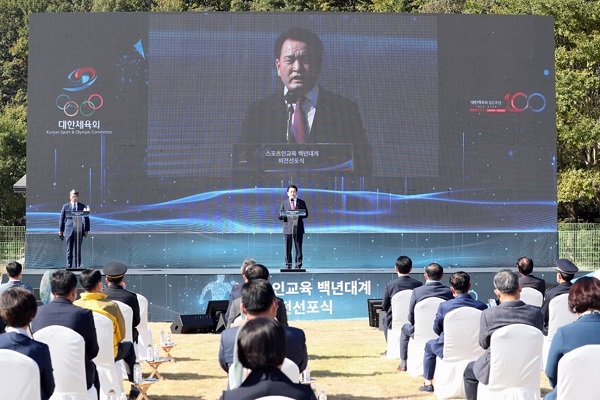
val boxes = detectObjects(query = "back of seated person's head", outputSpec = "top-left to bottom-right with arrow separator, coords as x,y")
568,277 -> 600,314
493,269 -> 520,295
425,263 -> 443,281
79,269 -> 102,291
396,256 -> 412,274
237,317 -> 286,370
5,261 -> 23,278
449,271 -> 470,294
559,271 -> 576,283
0,287 -> 37,328
517,257 -> 534,276
241,279 -> 276,315
50,269 -> 77,296
244,264 -> 270,281
240,257 -> 256,274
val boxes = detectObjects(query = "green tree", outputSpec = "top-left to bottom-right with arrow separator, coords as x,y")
0,104 -> 26,225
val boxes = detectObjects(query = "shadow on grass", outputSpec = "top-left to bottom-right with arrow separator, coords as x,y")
326,395 -> 427,399
148,396 -> 208,400
312,369 -> 392,378
158,372 -> 223,380
309,354 -> 380,361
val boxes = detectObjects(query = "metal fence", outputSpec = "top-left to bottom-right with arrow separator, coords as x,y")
2,225 -> 599,271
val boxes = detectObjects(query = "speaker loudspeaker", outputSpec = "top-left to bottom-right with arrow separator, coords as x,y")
170,314 -> 214,334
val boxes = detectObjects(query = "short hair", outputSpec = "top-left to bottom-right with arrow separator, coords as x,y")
449,271 -> 471,293
425,263 -> 443,281
395,256 -> 413,274
568,277 -> 600,314
558,270 -> 576,283
50,269 -> 77,296
237,317 -> 286,370
241,279 -> 276,315
5,261 -> 23,278
517,257 -> 534,275
240,257 -> 256,274
493,269 -> 520,294
79,269 -> 102,291
106,274 -> 124,284
0,287 -> 37,327
244,264 -> 269,281
70,189 -> 79,195
274,27 -> 324,62
287,184 -> 298,192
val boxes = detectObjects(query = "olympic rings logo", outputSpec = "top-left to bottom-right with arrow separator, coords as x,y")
504,92 -> 546,113
55,93 -> 104,117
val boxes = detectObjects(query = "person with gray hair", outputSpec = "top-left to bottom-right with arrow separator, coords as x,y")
462,269 -> 543,400
224,257 -> 257,324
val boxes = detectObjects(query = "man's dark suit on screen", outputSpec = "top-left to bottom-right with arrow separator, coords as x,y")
220,367 -> 316,400
0,331 -> 55,400
31,297 -> 99,390
219,325 -> 308,373
239,87 -> 373,176
59,201 -> 90,268
103,283 -> 141,343
279,197 -> 308,268
519,274 -> 546,294
381,275 -> 423,338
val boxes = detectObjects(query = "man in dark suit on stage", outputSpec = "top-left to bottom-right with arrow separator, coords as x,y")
279,185 -> 308,269
219,279 -> 308,374
381,256 -> 423,343
540,258 -> 578,334
399,262 -> 453,372
31,269 -> 99,395
102,262 -> 141,344
517,256 -> 546,294
239,27 -> 373,176
59,189 -> 90,268
462,269 -> 544,400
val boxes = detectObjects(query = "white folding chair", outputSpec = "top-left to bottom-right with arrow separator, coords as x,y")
407,296 -> 445,377
477,324 -> 543,400
256,397 -> 296,400
136,293 -> 153,361
280,357 -> 300,383
557,344 -> 600,399
92,312 -> 124,400
114,300 -> 135,379
520,287 -> 543,307
34,325 -> 96,400
386,289 -> 413,359
0,349 -> 41,400
543,294 -> 577,369
434,307 -> 484,399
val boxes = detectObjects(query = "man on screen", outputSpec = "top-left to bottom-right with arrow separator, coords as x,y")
279,185 -> 308,269
59,189 -> 90,269
239,27 -> 373,176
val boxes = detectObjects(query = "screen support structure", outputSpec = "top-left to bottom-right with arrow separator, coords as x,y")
280,209 -> 307,273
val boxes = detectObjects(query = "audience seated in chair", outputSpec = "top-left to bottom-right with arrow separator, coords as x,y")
224,257 -> 257,325
517,256 -> 546,295
418,271 -> 487,393
544,277 -> 600,400
462,269 -> 543,400
102,262 -> 141,346
541,259 -> 578,334
0,287 -> 55,400
399,262 -> 452,372
0,261 -> 33,296
219,317 -> 316,400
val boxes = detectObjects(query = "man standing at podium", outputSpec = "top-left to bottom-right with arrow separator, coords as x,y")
279,185 -> 308,269
59,189 -> 90,268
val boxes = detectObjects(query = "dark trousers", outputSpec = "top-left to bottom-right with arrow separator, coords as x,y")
66,233 -> 83,268
115,341 -> 136,382
423,338 -> 443,380
284,233 -> 303,267
400,323 -> 414,360
463,361 -> 479,400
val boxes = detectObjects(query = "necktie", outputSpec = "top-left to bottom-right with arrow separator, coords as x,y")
292,97 -> 308,144
291,199 -> 296,210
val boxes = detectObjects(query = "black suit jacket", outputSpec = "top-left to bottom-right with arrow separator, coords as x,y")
541,281 -> 572,331
220,367 -> 316,400
31,297 -> 99,389
0,332 -> 55,400
519,274 -> 546,294
219,324 -> 308,373
279,198 -> 308,235
239,87 -> 373,176
407,281 -> 453,325
102,283 -> 141,342
59,201 -> 90,237
381,275 -> 423,329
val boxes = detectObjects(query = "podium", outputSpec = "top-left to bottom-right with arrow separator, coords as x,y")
66,209 -> 90,270
280,209 -> 306,273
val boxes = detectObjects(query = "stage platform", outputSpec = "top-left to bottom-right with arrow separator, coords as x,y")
17,266 -> 566,322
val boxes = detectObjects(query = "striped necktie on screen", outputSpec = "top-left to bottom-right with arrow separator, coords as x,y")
292,97 -> 308,144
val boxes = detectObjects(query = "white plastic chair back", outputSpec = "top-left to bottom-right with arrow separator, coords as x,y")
407,296 -> 445,377
543,294 -> 577,369
113,300 -> 133,343
34,325 -> 92,400
256,397 -> 296,400
434,307 -> 483,399
92,312 -> 124,399
477,324 -> 543,400
557,344 -> 600,400
280,358 -> 300,383
386,289 -> 413,359
0,349 -> 41,400
228,358 -> 299,390
136,293 -> 153,361
520,288 -> 543,307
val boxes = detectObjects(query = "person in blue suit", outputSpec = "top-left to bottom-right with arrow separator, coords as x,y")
545,277 -> 600,400
418,271 -> 487,393
58,189 -> 90,268
0,287 -> 55,400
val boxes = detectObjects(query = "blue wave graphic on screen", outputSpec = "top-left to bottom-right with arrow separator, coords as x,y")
27,188 -> 556,233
